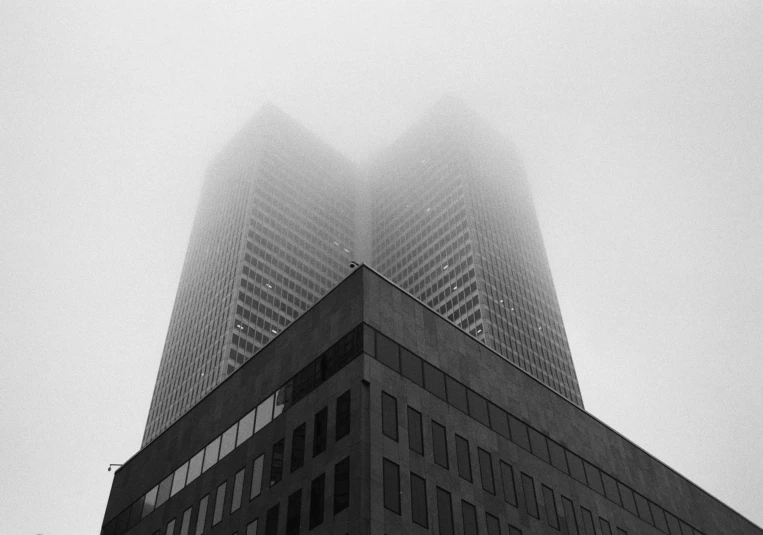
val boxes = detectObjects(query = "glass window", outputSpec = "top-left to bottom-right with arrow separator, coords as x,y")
212,482 -> 226,526
285,489 -> 302,535
245,519 -> 258,535
410,472 -> 428,528
467,389 -> 490,426
455,435 -> 472,481
363,324 -> 375,357
381,391 -> 398,440
566,450 -> 587,485
617,482 -> 638,515
521,473 -> 539,518
250,454 -> 264,500
423,362 -> 447,400
400,347 -> 424,386
179,507 -> 192,535
376,332 -> 400,371
488,402 -> 510,438
650,502 -> 669,533
333,456 -> 350,514
170,462 -> 189,497
665,511 -> 682,535
445,376 -> 468,413
617,529 -> 628,535
508,526 -> 522,535
156,473 -> 173,508
309,473 -> 325,529
313,406 -> 328,456
335,389 -> 351,440
485,513 -> 501,535
432,421 -> 449,468
407,406 -> 424,455
601,471 -> 620,505
581,507 -> 596,535
499,461 -> 517,506
186,450 -> 204,486
462,500 -> 478,535
528,428 -> 550,463
202,437 -> 221,473
128,496 -> 144,528
142,485 -> 158,518
273,383 -> 290,419
219,423 -> 238,460
231,468 -> 245,513
583,461 -> 604,495
255,394 -> 274,433
383,458 -> 401,514
600,517 -> 613,535
562,496 -> 579,535
508,416 -> 530,451
478,448 -> 495,494
633,491 -> 654,525
270,438 -> 285,486
194,495 -> 208,535
264,504 -> 279,535
542,485 -> 559,529
547,439 -> 568,474
166,518 -> 176,535
436,487 -> 454,535
290,423 -> 306,473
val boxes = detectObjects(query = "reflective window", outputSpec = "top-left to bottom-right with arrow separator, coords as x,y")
333,456 -> 350,514
410,472 -> 428,527
255,394 -> 274,433
212,481 -> 226,526
219,423 -> 238,460
290,423 -> 306,473
313,407 -> 328,456
170,462 -> 188,497
231,468 -> 245,513
436,487 -> 454,535
237,409 -> 255,447
381,392 -> 398,440
179,507 -> 192,535
202,437 -> 221,473
186,450 -> 204,486
432,421 -> 449,469
461,500 -> 478,535
245,519 -> 258,535
270,438 -> 285,487
455,435 -> 472,482
309,473 -> 325,529
194,495 -> 208,535
273,383 -> 289,419
407,406 -> 424,455
142,485 -> 158,518
156,473 -> 173,508
250,454 -> 264,499
166,518 -> 176,535
383,458 -> 401,514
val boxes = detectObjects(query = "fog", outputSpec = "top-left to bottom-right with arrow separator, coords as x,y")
1,1 -> 761,533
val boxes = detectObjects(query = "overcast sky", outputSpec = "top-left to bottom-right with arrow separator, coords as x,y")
1,1 -> 761,533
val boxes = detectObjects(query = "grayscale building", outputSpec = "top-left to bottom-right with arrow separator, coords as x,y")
102,267 -> 761,535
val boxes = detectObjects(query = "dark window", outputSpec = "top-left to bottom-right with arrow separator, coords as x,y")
566,450 -> 587,485
633,491 -> 654,525
194,495 -> 209,535
363,324 -> 375,357
383,458 -> 401,514
478,448 -> 495,494
423,362 -> 447,400
650,502 -> 669,533
665,511 -> 682,535
581,507 -> 596,535
270,438 -> 284,486
601,471 -> 621,505
548,439 -> 568,474
376,332 -> 400,371
617,482 -> 637,515
462,500 -> 479,535
446,376 -> 468,413
486,513 -> 501,535
400,347 -> 424,386
488,402 -> 510,438
231,468 -> 245,513
335,390 -> 351,440
521,473 -> 539,518
600,517 -> 613,535
309,473 -> 325,529
542,485 -> 559,529
212,481 -> 226,526
410,472 -> 428,527
290,424 -> 306,473
381,392 -> 398,440
250,454 -> 264,499
455,435 -> 472,481
436,487 -> 454,535
407,406 -> 424,455
467,389 -> 490,426
500,461 -> 517,506
285,489 -> 302,535
128,496 -> 144,528
528,428 -> 550,463
313,407 -> 328,457
562,496 -> 579,535
264,504 -> 279,535
508,416 -> 530,451
432,421 -> 449,468
583,461 -> 604,495
617,529 -> 627,535
333,456 -> 350,514
508,526 -> 522,535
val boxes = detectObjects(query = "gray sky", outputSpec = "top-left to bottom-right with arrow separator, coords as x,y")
1,1 -> 761,533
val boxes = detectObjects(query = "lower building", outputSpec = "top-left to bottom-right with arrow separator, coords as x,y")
102,266 -> 760,535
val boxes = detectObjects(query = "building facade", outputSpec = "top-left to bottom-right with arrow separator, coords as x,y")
102,268 -> 761,535
142,105 -> 358,446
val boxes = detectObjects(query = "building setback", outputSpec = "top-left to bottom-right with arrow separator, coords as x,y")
102,267 -> 761,535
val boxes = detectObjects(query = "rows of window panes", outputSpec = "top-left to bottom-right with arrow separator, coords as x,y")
366,325 -> 704,535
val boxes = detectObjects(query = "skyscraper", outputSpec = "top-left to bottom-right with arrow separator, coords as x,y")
369,98 -> 583,406
143,98 -> 581,447
142,105 -> 358,446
